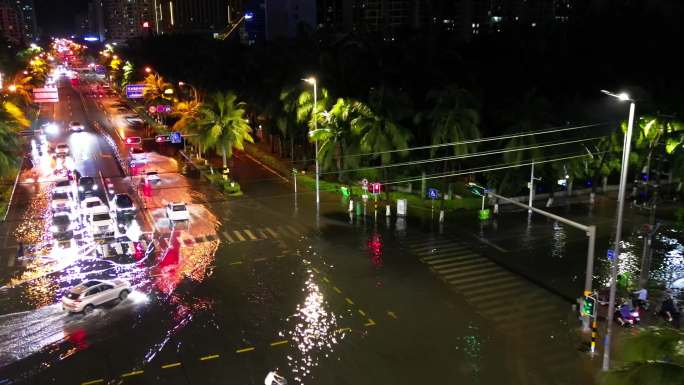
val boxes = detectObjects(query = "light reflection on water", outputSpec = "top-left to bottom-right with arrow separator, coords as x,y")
550,221 -> 566,260
285,260 -> 339,384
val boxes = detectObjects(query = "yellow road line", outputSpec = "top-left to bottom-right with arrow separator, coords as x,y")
244,229 -> 258,240
199,354 -> 220,361
161,362 -> 182,369
222,231 -> 234,242
270,340 -> 288,346
312,267 -> 320,273
358,309 -> 366,316
364,318 -> 376,327
120,370 -> 144,378
81,380 -> 104,385
345,297 -> 354,305
335,327 -> 351,333
333,286 -> 342,294
322,277 -> 329,283
236,347 -> 255,353
229,261 -> 243,265
254,257 -> 267,262
387,311 -> 397,319
276,255 -> 286,258
233,230 -> 246,241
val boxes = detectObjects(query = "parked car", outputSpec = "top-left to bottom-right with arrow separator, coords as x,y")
144,171 -> 160,184
61,279 -> 131,314
166,202 -> 190,221
53,179 -> 73,194
51,191 -> 74,213
68,121 -> 84,132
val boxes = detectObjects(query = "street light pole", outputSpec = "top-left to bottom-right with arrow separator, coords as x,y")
601,90 -> 636,371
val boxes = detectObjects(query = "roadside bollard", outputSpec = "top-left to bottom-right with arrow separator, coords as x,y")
385,205 -> 391,217
349,199 -> 354,212
439,210 -> 445,223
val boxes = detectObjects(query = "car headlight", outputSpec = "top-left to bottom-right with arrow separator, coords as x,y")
92,185 -> 98,190
79,186 -> 84,191
50,225 -> 58,232
51,202 -> 58,208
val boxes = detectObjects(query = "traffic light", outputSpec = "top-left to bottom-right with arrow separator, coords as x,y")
581,293 -> 596,317
125,136 -> 141,145
155,134 -> 170,143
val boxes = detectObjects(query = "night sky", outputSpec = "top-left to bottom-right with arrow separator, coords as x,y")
35,0 -> 89,36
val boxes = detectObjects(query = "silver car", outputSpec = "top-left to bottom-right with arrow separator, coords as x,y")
61,279 -> 131,314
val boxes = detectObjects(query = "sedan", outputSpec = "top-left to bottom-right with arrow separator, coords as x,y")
50,212 -> 76,240
61,279 -> 131,314
78,176 -> 98,196
55,143 -> 69,156
112,193 -> 136,218
53,179 -> 73,194
80,196 -> 106,216
166,202 -> 190,221
68,121 -> 84,132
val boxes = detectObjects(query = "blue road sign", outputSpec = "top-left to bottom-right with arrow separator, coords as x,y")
125,84 -> 145,99
170,132 -> 182,144
428,188 -> 439,199
607,249 -> 615,260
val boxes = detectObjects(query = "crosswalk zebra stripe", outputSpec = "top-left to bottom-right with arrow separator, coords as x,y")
447,270 -> 510,284
286,225 -> 302,235
422,253 -> 478,263
233,230 -> 246,241
464,274 -> 520,291
466,284 -> 529,302
265,227 -> 279,238
427,258 -> 488,269
415,247 -> 473,258
436,263 -> 500,277
222,231 -> 234,243
411,242 -> 469,253
257,229 -> 268,239
243,229 -> 258,241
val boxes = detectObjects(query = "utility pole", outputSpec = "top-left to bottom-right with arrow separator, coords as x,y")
528,161 -> 541,213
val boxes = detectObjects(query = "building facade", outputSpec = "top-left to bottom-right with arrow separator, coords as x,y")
156,0 -> 229,35
0,0 -> 36,43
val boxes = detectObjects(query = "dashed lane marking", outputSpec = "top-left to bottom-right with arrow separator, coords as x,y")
270,340 -> 288,347
345,297 -> 354,305
244,229 -> 258,240
336,327 -> 352,333
333,286 -> 342,294
254,257 -> 267,262
387,311 -> 397,319
81,380 -> 104,385
276,255 -> 286,258
161,362 -> 181,369
229,261 -> 243,265
120,370 -> 144,378
312,267 -> 320,273
322,277 -> 329,283
199,354 -> 220,361
233,230 -> 246,241
222,231 -> 234,243
364,319 -> 376,327
358,309 -> 366,316
236,347 -> 255,353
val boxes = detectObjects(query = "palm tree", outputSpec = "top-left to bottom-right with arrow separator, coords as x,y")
351,87 -> 413,166
188,92 -> 253,168
600,327 -> 684,385
142,73 -> 173,105
120,61 -> 134,90
423,85 -> 481,157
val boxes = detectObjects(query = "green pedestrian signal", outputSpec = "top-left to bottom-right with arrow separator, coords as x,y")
340,186 -> 350,197
581,294 -> 596,318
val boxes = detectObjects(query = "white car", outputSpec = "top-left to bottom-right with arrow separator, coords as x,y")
129,147 -> 146,162
166,202 -> 190,221
53,179 -> 74,194
144,171 -> 160,184
61,279 -> 131,314
68,121 -> 84,132
55,143 -> 69,156
89,207 -> 115,238
51,191 -> 74,213
80,196 -> 106,216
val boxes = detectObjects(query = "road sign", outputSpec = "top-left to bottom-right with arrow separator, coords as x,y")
607,249 -> 615,260
428,188 -> 439,199
148,105 -> 157,113
155,134 -> 171,143
170,132 -> 182,144
125,84 -> 145,99
370,182 -> 381,194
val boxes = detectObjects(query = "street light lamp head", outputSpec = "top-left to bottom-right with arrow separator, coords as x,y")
178,81 -> 185,86
145,67 -> 152,73
617,92 -> 630,101
8,84 -> 17,92
601,89 -> 631,102
303,77 -> 316,85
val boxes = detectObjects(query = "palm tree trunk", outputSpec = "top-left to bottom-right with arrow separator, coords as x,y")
222,144 -> 228,168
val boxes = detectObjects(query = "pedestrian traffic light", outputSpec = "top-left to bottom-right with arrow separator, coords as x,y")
581,293 -> 596,317
125,136 -> 141,145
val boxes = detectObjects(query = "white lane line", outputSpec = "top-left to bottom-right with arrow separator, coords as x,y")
265,227 -> 279,238
243,229 -> 258,240
232,230 -> 246,242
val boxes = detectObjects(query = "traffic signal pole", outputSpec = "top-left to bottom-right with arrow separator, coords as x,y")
487,190 -> 597,332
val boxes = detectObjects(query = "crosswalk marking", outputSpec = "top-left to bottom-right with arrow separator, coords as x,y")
243,229 -> 258,241
233,230 -> 246,241
421,252 -> 477,262
223,231 -> 234,243
448,269 -> 510,284
438,264 -> 499,277
265,227 -> 279,238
